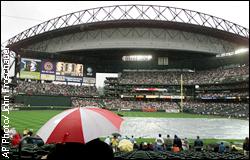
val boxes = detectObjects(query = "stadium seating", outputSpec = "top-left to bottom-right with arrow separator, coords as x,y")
114,150 -> 248,159
6,143 -> 248,160
118,65 -> 249,85
16,81 -> 97,97
183,102 -> 249,119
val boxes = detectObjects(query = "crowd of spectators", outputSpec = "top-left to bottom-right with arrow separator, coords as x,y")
183,102 -> 249,119
117,91 -> 249,98
118,65 -> 249,85
16,81 -> 97,97
114,149 -> 248,159
4,127 -> 248,160
104,134 -> 197,153
105,133 -> 249,158
71,98 -> 249,119
196,83 -> 249,90
0,127 -> 34,148
196,92 -> 249,98
71,98 -> 102,107
104,99 -> 179,110
71,98 -> 179,111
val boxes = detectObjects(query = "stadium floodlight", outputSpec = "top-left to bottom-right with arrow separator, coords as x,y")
216,48 -> 249,57
235,48 -> 249,54
195,85 -> 199,89
122,55 -> 152,61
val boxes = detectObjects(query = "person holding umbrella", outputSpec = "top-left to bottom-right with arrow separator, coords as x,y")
111,135 -> 119,152
36,107 -> 124,158
118,139 -> 133,152
36,107 -> 123,144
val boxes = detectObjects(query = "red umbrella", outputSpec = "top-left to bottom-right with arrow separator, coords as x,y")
36,107 -> 123,144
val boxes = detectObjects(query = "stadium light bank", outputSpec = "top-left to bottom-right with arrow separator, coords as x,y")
216,48 -> 249,57
1,47 -> 11,159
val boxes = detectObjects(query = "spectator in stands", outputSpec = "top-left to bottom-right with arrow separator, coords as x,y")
133,141 -> 139,150
47,139 -> 114,160
47,142 -> 85,160
141,142 -> 149,151
118,139 -> 133,152
130,135 -> 135,144
104,136 -> 111,146
172,144 -> 180,153
11,132 -> 21,147
218,142 -> 226,153
194,136 -> 203,151
118,135 -> 123,141
23,128 -> 29,137
164,134 -> 173,151
155,134 -> 164,151
231,145 -> 238,152
147,142 -> 154,151
85,138 -> 114,160
182,137 -> 189,150
243,137 -> 249,156
173,135 -> 182,151
9,127 -> 17,139
111,135 -> 119,152
27,129 -> 33,136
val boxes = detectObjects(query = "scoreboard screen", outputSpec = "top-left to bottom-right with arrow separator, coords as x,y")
56,62 -> 84,82
20,58 -> 41,80
56,62 -> 83,77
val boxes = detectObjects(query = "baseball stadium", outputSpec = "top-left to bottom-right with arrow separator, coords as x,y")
1,4 -> 249,160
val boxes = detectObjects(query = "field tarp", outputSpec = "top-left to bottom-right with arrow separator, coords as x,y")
120,117 -> 249,139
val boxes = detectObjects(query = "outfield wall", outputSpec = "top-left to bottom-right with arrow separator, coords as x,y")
15,95 -> 71,106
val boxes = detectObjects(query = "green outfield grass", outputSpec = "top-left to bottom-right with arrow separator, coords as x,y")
1,109 -> 234,133
1,110 -> 243,145
1,110 -> 62,133
1,109 -> 244,145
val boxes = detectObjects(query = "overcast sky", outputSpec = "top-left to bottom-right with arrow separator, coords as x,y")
1,1 -> 249,44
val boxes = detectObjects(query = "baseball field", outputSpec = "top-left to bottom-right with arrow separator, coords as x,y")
1,109 -> 246,145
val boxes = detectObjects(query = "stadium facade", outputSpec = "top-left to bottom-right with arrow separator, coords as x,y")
5,5 -> 249,73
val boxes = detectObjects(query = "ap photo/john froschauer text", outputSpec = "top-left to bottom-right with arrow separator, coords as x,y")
2,48 -> 10,159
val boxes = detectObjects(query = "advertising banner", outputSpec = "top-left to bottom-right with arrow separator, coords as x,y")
83,77 -> 96,84
135,88 -> 168,92
20,58 -> 41,80
56,75 -> 83,83
41,60 -> 56,80
159,95 -> 171,99
145,95 -> 159,98
85,66 -> 96,77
